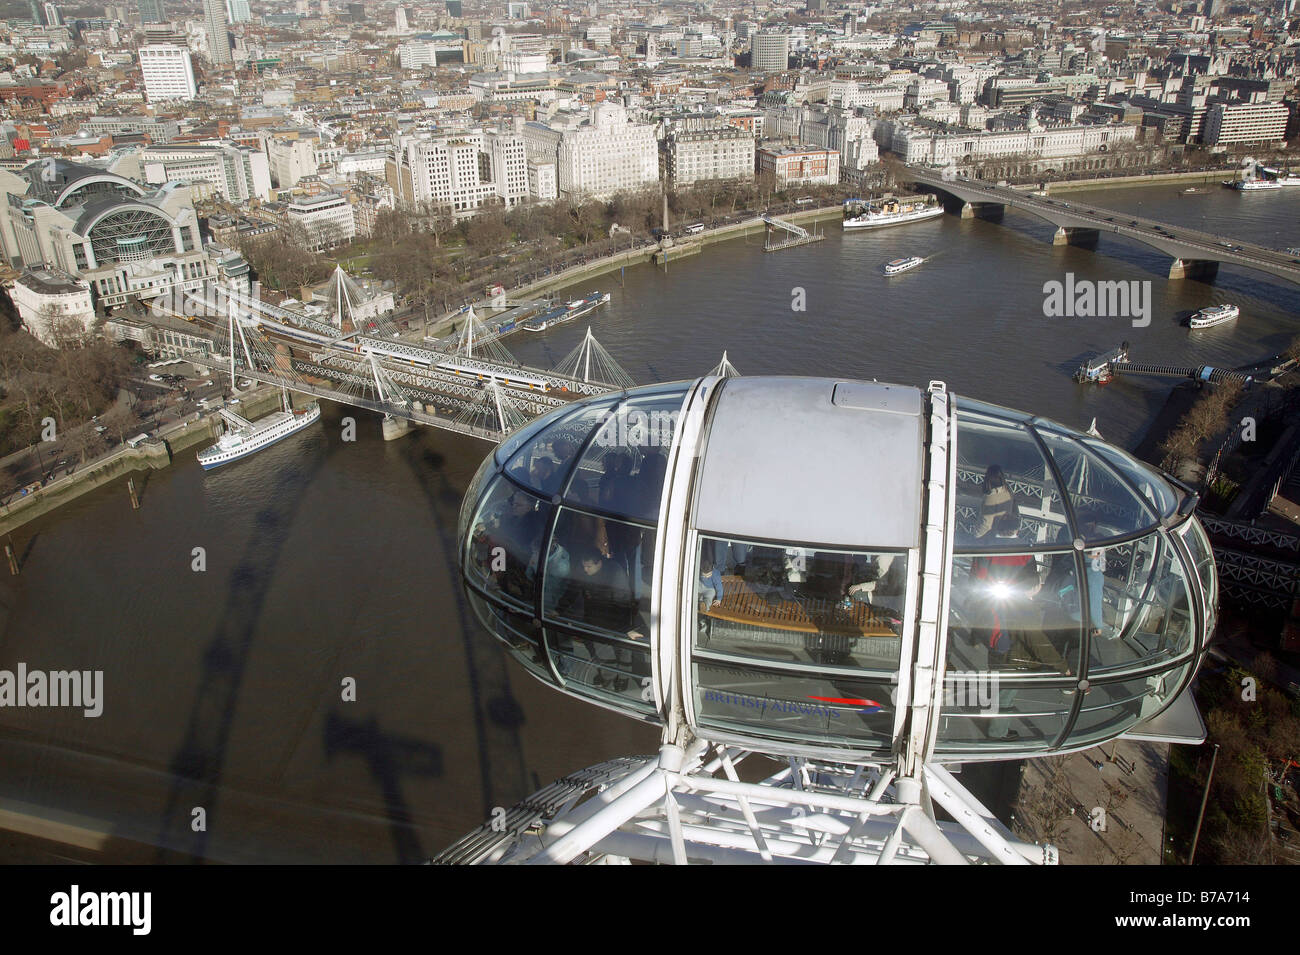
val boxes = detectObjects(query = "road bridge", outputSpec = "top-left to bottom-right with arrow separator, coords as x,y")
904,168 -> 1300,284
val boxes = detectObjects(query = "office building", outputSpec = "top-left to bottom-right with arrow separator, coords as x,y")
139,44 -> 197,101
203,0 -> 232,67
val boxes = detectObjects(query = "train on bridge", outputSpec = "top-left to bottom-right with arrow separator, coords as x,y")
257,317 -> 562,393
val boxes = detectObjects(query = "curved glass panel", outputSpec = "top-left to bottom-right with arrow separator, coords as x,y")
564,392 -> 685,523
459,448 -> 497,545
1064,661 -> 1193,748
1080,438 -> 1177,520
466,589 -> 554,685
1086,534 -> 1194,674
547,625 -> 654,714
936,680 -> 1075,752
693,659 -> 897,751
947,553 -> 1081,676
1035,429 -> 1157,541
955,410 -> 1064,548
502,398 -> 618,497
543,507 -> 654,635
464,477 -> 552,610
1180,518 -> 1217,644
954,395 -> 1031,424
494,401 -> 570,469
694,535 -> 906,670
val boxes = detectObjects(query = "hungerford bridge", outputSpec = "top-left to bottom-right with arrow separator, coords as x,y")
905,168 -> 1300,284
182,269 -> 735,444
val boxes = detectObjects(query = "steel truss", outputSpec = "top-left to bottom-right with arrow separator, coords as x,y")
1213,548 -> 1300,597
435,742 -> 1054,866
1198,515 -> 1300,554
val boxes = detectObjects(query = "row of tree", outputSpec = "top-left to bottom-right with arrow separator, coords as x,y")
1173,662 -> 1300,864
352,180 -> 858,299
1158,379 -> 1247,477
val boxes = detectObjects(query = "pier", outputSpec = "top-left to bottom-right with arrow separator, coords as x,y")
761,214 -> 825,252
1075,343 -> 1255,386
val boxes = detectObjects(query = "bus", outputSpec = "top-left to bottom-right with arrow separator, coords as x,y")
685,223 -> 705,234
794,196 -> 816,206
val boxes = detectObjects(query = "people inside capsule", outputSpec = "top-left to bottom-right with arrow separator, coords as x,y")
469,484 -> 547,602
967,514 -> 1077,740
976,464 -> 1016,539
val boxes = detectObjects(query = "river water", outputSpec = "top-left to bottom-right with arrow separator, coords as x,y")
0,184 -> 1296,862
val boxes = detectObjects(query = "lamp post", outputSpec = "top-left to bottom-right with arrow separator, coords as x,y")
1188,742 -> 1220,864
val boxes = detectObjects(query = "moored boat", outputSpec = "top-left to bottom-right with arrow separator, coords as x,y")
844,194 -> 943,230
1230,179 -> 1281,192
198,391 -> 321,470
520,292 -> 609,333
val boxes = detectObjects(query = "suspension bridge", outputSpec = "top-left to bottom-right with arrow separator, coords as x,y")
173,267 -> 640,444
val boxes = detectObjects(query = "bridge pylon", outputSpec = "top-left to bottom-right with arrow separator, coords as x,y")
1052,226 -> 1099,247
958,200 -> 1004,220
1168,258 -> 1220,281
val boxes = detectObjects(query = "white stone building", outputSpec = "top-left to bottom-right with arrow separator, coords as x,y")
139,44 -> 197,101
752,30 -> 790,72
524,102 -> 659,201
527,154 -> 557,201
266,137 -> 319,189
387,131 -> 498,216
12,268 -> 94,346
889,121 -> 1137,164
666,125 -> 756,186
140,143 -> 271,201
1202,101 -> 1289,145
286,193 -> 355,249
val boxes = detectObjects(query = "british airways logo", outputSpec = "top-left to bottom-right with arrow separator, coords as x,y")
807,696 -> 887,714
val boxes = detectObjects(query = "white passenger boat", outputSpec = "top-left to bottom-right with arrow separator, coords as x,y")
844,194 -> 943,230
1231,179 -> 1281,191
882,256 -> 924,275
1188,304 -> 1239,329
198,389 -> 320,470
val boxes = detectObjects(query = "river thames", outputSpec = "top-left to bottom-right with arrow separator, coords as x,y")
1,183 -> 1296,862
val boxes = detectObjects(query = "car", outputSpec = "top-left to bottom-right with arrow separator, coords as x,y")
149,374 -> 164,381
94,426 -> 107,434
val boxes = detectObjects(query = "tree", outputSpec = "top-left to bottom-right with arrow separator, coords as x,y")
463,210 -> 509,253
100,405 -> 138,445
570,200 -> 607,245
64,425 -> 105,465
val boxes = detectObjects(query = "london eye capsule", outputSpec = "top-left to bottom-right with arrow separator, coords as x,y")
452,376 -> 1215,862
